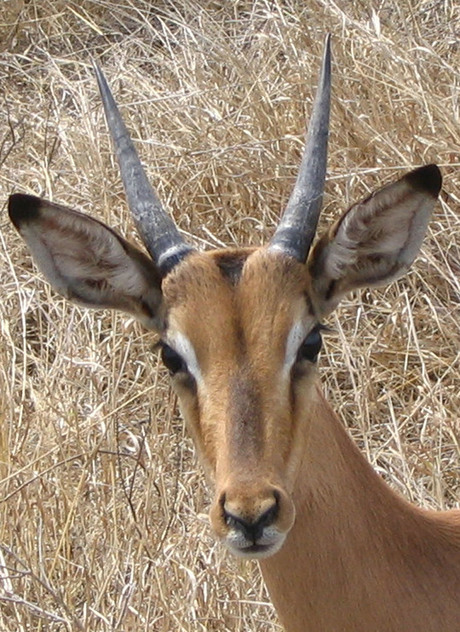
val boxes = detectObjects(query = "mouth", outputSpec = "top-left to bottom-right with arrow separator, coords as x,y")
227,536 -> 286,559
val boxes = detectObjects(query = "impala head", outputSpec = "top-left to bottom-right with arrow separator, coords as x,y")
8,36 -> 442,559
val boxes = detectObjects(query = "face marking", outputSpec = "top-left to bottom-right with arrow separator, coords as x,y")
283,320 -> 308,377
167,331 -> 203,384
215,250 -> 251,285
227,370 -> 262,458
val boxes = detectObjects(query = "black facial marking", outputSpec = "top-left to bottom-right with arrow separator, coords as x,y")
215,251 -> 250,286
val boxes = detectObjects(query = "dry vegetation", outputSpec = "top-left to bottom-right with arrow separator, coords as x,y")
0,0 -> 459,630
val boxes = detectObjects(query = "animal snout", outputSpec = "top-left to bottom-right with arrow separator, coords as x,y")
222,489 -> 280,541
209,483 -> 295,558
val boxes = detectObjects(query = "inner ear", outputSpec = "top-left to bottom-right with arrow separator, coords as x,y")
9,193 -> 164,329
307,165 -> 442,315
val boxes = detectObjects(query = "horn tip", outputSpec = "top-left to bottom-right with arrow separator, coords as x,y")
92,62 -> 116,114
93,62 -> 108,95
322,33 -> 332,78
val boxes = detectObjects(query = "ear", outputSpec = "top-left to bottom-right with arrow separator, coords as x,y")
308,165 -> 442,316
8,194 -> 164,330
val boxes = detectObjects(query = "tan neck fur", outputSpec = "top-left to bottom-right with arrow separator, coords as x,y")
259,385 -> 460,632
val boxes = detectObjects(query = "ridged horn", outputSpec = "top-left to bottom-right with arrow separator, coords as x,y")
268,34 -> 332,262
94,64 -> 194,276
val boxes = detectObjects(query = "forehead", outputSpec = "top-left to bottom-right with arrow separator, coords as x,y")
162,248 -> 314,345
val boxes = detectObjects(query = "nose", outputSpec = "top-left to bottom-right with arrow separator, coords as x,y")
223,491 -> 279,542
209,482 -> 295,557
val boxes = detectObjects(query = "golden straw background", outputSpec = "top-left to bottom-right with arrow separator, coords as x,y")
1,1 -> 459,630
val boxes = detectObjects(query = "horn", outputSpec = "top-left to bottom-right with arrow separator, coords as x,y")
268,34 -> 331,262
94,64 -> 194,275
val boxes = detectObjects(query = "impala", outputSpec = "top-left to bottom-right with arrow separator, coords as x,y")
8,37 -> 460,631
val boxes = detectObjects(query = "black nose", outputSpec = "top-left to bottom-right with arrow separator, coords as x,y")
223,497 -> 279,542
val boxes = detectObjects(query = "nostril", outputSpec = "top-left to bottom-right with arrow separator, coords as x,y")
259,494 -> 279,528
224,511 -> 243,530
222,490 -> 280,541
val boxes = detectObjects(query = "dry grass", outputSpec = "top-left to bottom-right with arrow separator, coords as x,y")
0,1 -> 459,630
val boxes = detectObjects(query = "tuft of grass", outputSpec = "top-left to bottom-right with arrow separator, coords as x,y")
1,1 -> 459,630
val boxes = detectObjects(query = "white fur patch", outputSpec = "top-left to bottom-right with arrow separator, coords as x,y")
283,320 -> 307,377
225,527 -> 287,559
168,331 -> 203,384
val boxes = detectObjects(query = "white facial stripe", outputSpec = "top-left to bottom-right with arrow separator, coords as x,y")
283,320 -> 308,377
169,322 -> 309,383
168,331 -> 203,384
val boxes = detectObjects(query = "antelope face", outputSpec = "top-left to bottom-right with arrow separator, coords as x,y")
160,249 -> 319,557
8,35 -> 442,560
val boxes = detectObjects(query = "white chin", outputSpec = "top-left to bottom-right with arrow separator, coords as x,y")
226,536 -> 286,560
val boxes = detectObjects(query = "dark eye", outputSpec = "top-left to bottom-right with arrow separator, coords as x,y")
297,326 -> 323,363
160,343 -> 187,375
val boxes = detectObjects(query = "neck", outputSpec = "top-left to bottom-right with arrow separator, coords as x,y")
259,386 -> 460,632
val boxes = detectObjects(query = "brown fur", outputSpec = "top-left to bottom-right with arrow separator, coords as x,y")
163,247 -> 460,631
260,386 -> 460,631
9,168 -> 458,631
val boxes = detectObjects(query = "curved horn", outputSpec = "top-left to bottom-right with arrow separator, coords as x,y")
94,64 -> 194,276
268,34 -> 331,262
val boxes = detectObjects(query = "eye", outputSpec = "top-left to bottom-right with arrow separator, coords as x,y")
160,343 -> 187,375
297,326 -> 323,363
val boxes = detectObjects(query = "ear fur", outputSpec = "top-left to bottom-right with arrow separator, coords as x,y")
308,165 -> 442,315
8,194 -> 164,330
